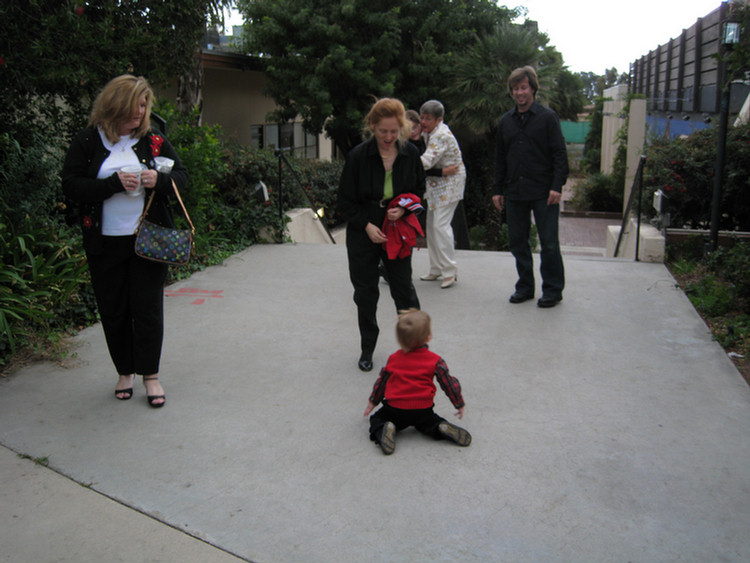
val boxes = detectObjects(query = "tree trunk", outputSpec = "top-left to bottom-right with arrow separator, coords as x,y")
176,51 -> 203,124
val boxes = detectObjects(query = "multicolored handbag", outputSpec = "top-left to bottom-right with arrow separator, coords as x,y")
134,180 -> 195,265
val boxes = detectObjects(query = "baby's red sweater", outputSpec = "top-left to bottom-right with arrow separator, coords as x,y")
369,345 -> 465,410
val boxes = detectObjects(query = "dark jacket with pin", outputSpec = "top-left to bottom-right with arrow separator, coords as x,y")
62,126 -> 188,255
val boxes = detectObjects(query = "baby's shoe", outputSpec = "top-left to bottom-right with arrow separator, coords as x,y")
438,421 -> 471,447
379,421 -> 396,455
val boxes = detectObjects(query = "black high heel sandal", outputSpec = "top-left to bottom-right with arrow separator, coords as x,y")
114,388 -> 133,400
115,375 -> 134,401
143,375 -> 166,408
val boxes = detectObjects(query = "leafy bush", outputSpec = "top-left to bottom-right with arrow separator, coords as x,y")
569,172 -> 623,212
0,220 -> 94,363
470,221 -> 511,251
665,234 -> 708,263
708,239 -> 750,310
667,238 -> 750,381
0,131 -> 68,227
685,273 -> 734,318
216,142 -> 342,236
153,102 -> 226,234
643,124 -> 750,231
581,97 -> 605,174
293,158 -> 344,229
460,135 -> 505,248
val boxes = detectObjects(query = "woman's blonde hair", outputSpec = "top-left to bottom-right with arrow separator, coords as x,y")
89,75 -> 153,144
363,97 -> 410,146
396,308 -> 431,352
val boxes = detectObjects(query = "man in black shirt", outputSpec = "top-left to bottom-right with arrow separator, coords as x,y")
492,65 -> 569,308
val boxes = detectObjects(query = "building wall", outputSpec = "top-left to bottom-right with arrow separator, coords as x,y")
201,67 -> 275,145
156,52 -> 335,160
601,84 -> 628,174
629,1 -> 750,132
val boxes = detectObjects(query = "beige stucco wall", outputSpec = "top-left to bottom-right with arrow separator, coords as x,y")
623,99 -> 647,215
201,67 -> 275,144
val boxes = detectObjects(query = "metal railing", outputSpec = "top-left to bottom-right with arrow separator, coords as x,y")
275,148 -> 336,244
614,155 -> 647,261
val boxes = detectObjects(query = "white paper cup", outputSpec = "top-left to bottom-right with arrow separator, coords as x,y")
154,156 -> 174,174
121,165 -> 143,197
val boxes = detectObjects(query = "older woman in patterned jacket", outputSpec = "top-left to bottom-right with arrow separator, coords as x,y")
417,100 -> 466,289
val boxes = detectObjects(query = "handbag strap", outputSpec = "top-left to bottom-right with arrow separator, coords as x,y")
139,179 -> 195,234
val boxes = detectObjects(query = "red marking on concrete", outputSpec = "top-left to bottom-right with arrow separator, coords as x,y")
164,288 -> 224,305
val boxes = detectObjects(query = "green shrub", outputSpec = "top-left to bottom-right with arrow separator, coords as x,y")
581,98 -> 604,174
293,158 -> 344,229
469,221 -> 510,251
685,273 -> 734,318
643,124 -> 750,231
712,314 -> 750,352
460,137 -> 495,237
709,239 -> 750,311
666,234 -> 708,263
570,172 -> 623,212
0,131 -> 68,228
0,220 -> 93,364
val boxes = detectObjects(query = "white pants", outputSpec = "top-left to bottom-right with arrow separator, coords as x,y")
426,201 -> 459,278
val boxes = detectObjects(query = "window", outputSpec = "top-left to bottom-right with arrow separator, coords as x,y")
251,123 -> 318,158
264,124 -> 279,150
250,125 -> 263,148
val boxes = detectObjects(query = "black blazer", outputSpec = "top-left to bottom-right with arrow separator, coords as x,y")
337,137 -> 425,231
62,126 -> 188,255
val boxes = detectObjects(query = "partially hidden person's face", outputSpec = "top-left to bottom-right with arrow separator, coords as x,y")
373,116 -> 401,151
409,121 -> 422,141
120,94 -> 148,136
512,77 -> 534,112
420,113 -> 439,134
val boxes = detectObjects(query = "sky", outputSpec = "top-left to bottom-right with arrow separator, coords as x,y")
509,0 -> 726,74
224,0 -> 726,75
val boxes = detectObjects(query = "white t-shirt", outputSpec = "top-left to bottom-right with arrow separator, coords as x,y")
98,129 -> 145,236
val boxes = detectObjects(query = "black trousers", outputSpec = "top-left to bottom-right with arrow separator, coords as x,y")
86,235 -> 168,376
505,198 -> 565,299
369,403 -> 447,442
346,227 -> 419,355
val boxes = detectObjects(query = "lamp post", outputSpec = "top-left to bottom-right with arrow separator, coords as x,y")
710,20 -> 741,252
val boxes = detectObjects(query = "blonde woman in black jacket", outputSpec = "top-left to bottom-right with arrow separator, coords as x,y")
62,75 -> 188,407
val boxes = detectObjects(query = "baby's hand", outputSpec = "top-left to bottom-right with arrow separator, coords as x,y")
455,406 -> 465,420
364,401 -> 376,417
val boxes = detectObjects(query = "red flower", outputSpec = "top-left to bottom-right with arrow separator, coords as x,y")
74,5 -> 83,16
83,216 -> 93,228
150,135 -> 164,157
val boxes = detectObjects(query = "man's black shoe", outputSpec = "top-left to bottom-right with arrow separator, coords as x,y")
509,292 -> 534,304
537,296 -> 562,308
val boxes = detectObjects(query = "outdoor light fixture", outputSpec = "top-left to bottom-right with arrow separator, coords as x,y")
723,21 -> 741,45
711,18 -> 742,252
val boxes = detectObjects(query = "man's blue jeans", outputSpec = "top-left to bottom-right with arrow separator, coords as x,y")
505,198 -> 565,299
